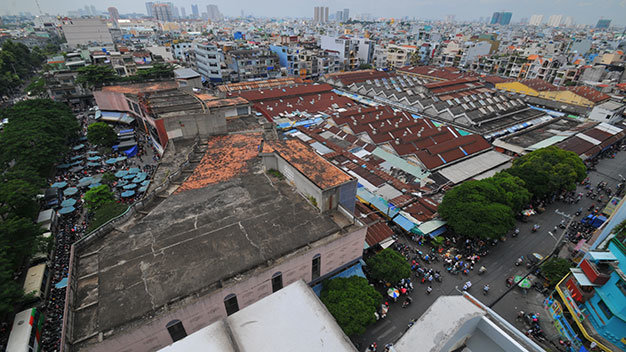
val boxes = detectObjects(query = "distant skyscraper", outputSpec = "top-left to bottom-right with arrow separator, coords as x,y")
314,7 -> 319,22
146,2 -> 155,17
90,5 -> 97,16
191,4 -> 199,18
206,4 -> 221,21
173,6 -> 180,19
343,8 -> 349,21
324,7 -> 329,23
107,7 -> 120,21
547,14 -> 563,27
313,6 -> 328,23
529,14 -> 543,26
490,11 -> 512,25
562,16 -> 573,27
180,7 -> 186,18
596,19 -> 611,29
336,11 -> 343,22
153,3 -> 173,21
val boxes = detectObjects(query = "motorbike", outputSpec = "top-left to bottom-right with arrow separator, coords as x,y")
402,297 -> 413,308
478,266 -> 487,275
515,257 -> 523,266
559,220 -> 566,229
513,228 -> 519,237
575,208 -> 582,216
483,285 -> 489,295
506,276 -> 514,288
531,224 -> 540,233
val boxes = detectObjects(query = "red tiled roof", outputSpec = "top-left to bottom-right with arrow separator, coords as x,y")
231,83 -> 333,102
520,78 -> 559,92
325,70 -> 395,86
398,65 -> 477,81
567,86 -> 610,103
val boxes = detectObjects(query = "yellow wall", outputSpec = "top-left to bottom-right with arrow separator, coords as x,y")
495,82 -> 539,96
539,90 -> 593,107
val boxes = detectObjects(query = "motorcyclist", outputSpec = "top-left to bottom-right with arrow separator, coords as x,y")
483,284 -> 489,295
516,256 -> 524,266
513,228 -> 519,237
478,266 -> 487,274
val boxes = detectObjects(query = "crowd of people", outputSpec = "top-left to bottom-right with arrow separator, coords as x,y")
38,112 -> 160,352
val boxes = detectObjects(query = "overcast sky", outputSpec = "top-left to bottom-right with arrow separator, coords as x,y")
6,0 -> 626,26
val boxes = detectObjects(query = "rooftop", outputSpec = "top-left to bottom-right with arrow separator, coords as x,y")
100,81 -> 178,95
158,281 -> 356,352
71,133 -> 355,350
216,77 -> 304,93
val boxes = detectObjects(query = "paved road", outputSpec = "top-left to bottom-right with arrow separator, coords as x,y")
356,150 -> 626,350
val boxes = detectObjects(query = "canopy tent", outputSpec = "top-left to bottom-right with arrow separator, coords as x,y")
55,277 -> 68,289
116,156 -> 127,162
99,111 -> 135,125
514,276 -> 532,289
123,183 -> 137,189
140,180 -> 150,187
128,167 -> 141,173
61,198 -> 77,207
123,174 -> 136,180
105,158 -> 118,165
115,170 -> 128,178
87,162 -> 100,167
63,187 -> 78,196
117,140 -> 137,150
51,181 -> 68,189
138,185 -> 148,193
132,174 -> 146,183
58,206 -> 75,215
87,156 -> 101,161
116,180 -> 129,187
70,155 -> 83,161
121,190 -> 135,197
123,145 -> 138,157
69,166 -> 84,173
87,151 -> 99,155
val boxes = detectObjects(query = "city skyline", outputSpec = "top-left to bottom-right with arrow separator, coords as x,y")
4,0 -> 626,26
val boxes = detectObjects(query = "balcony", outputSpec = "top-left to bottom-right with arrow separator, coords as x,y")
580,259 -> 612,285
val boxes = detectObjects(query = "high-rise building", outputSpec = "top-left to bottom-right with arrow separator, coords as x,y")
490,11 -> 512,25
343,8 -> 349,21
206,4 -> 221,21
145,2 -> 155,17
173,6 -> 180,19
153,3 -> 173,22
547,14 -> 563,27
313,6 -> 328,23
596,19 -> 611,29
562,16 -> 573,27
529,14 -> 543,26
107,7 -> 120,21
180,7 -> 186,18
191,4 -> 199,18
90,5 -> 97,16
314,7 -> 320,23
335,11 -> 343,22
324,7 -> 329,23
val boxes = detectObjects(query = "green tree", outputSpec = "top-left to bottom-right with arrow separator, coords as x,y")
0,216 -> 42,271
0,179 -> 39,220
0,40 -> 46,95
101,172 -> 117,186
506,146 -> 586,199
540,257 -> 573,285
87,202 -> 128,232
0,99 -> 78,176
438,179 -> 517,239
26,76 -> 46,96
76,65 -> 118,88
487,172 -> 531,214
87,122 -> 117,147
84,185 -> 115,210
320,276 -> 382,336
0,249 -> 28,315
365,248 -> 411,284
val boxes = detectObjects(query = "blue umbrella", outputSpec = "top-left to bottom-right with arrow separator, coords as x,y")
115,170 -> 128,178
123,174 -> 136,180
61,198 -> 77,207
87,151 -> 99,155
128,167 -> 141,174
141,180 -> 150,187
89,183 -> 103,189
121,190 -> 135,197
105,158 -> 118,164
79,176 -> 93,182
123,183 -> 137,189
72,144 -> 85,150
58,206 -> 75,214
70,166 -> 84,173
78,136 -> 88,141
116,156 -> 127,162
55,277 -> 68,289
87,156 -> 101,161
132,175 -> 146,183
71,155 -> 83,161
71,160 -> 83,166
63,187 -> 78,196
116,180 -> 129,187
138,185 -> 148,193
87,162 -> 100,167
57,163 -> 71,169
51,181 -> 68,188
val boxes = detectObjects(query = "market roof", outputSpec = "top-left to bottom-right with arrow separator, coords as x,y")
100,81 -> 178,94
158,281 -> 356,352
434,150 -> 512,185
70,133 -> 353,350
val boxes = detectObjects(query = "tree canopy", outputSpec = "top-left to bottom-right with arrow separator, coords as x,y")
506,146 -> 586,199
76,65 -> 118,88
0,99 -> 79,175
0,40 -> 46,96
540,257 -> 573,285
320,276 -> 382,336
365,248 -> 411,284
84,185 -> 116,210
87,122 -> 117,147
438,172 -> 531,239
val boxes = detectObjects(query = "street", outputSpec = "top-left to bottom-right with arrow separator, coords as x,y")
356,150 -> 626,350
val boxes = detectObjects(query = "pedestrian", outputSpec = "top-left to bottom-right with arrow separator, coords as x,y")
517,310 -> 524,321
426,286 -> 432,295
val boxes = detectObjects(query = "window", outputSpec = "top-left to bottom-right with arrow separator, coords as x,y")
166,320 -> 187,342
597,299 -> 613,320
617,280 -> 626,297
312,254 -> 321,280
224,294 -> 239,316
271,272 -> 283,292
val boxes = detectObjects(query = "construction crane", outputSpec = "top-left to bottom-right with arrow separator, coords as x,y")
34,0 -> 43,15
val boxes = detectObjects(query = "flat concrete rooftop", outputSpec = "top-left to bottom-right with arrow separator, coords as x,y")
502,117 -> 590,149
71,133 -> 353,350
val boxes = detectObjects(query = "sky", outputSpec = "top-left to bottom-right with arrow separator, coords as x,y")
6,0 -> 626,26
